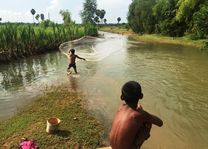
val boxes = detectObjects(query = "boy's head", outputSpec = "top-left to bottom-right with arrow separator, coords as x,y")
121,81 -> 143,105
69,48 -> 75,54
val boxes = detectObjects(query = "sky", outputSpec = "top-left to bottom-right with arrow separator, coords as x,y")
0,0 -> 132,23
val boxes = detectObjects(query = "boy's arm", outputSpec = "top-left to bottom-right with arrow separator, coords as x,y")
143,111 -> 163,127
76,55 -> 86,60
62,52 -> 70,59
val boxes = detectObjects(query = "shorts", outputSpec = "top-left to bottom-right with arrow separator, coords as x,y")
68,63 -> 76,70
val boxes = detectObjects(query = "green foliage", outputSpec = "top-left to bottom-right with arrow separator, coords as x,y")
127,0 -> 208,39
0,23 -> 98,61
84,23 -> 98,36
94,9 -> 106,24
176,0 -> 201,22
153,0 -> 187,36
81,0 -> 97,24
128,0 -> 156,34
192,2 -> 208,39
40,19 -> 55,28
100,9 -> 106,20
94,16 -> 99,24
59,9 -> 72,26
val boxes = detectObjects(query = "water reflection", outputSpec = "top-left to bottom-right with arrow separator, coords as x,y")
0,52 -> 64,91
67,75 -> 78,91
0,51 -> 69,119
1,62 -> 24,91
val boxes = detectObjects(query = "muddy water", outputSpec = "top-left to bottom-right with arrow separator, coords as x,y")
0,32 -> 208,148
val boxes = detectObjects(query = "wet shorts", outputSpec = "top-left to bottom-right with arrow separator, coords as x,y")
68,63 -> 76,69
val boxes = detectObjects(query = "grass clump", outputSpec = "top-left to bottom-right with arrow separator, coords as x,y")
0,87 -> 105,148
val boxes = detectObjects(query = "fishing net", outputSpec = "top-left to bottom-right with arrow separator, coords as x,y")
59,36 -> 107,61
59,34 -> 123,62
59,36 -> 99,53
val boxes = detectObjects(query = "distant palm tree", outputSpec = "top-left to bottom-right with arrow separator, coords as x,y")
0,18 -> 2,22
31,9 -> 36,23
59,10 -> 72,26
104,18 -> 107,24
100,9 -> 106,24
35,14 -> 40,23
117,17 -> 121,24
94,16 -> 99,25
40,14 -> 45,21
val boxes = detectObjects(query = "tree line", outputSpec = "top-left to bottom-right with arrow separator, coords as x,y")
128,0 -> 208,39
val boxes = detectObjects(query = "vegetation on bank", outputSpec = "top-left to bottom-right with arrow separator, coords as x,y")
128,0 -> 208,40
0,23 -> 97,62
100,26 -> 208,50
0,0 -> 109,62
0,86 -> 105,148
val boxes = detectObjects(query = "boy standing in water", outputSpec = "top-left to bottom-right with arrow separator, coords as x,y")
109,81 -> 163,149
63,48 -> 86,74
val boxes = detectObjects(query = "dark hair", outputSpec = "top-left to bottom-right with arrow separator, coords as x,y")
69,49 -> 75,54
121,81 -> 143,104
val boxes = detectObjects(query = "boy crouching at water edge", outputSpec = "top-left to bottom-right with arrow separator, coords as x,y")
109,81 -> 163,149
63,48 -> 86,74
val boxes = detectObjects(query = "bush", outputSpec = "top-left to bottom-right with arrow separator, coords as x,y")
192,2 -> 208,39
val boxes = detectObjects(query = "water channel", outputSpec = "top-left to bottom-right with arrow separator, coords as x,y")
0,32 -> 208,149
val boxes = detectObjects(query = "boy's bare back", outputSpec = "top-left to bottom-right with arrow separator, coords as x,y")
110,104 -> 150,149
109,81 -> 163,149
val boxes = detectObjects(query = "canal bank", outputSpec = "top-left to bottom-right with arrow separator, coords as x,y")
99,26 -> 208,50
0,86 -> 105,148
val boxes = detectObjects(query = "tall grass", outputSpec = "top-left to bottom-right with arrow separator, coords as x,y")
0,23 -> 98,62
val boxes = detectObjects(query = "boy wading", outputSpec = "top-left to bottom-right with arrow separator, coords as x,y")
63,48 -> 86,74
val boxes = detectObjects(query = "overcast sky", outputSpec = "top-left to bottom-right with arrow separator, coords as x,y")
0,0 -> 132,23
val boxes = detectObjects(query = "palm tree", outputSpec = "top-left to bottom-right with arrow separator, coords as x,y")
0,18 -> 2,23
117,17 -> 121,24
104,18 -> 107,24
35,14 -> 40,23
31,9 -> 36,23
40,14 -> 45,21
94,16 -> 99,25
59,10 -> 71,26
100,9 -> 106,24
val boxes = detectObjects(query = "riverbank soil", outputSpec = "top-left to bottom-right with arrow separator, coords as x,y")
0,86 -> 105,148
100,26 -> 208,50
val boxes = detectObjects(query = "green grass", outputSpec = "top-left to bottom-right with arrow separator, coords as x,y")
100,26 -> 208,50
0,86 -> 105,148
0,23 -> 98,62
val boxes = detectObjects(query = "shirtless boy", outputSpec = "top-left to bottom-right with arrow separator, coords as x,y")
109,81 -> 163,149
63,48 -> 86,74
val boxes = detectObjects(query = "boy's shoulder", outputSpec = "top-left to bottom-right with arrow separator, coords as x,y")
123,105 -> 143,118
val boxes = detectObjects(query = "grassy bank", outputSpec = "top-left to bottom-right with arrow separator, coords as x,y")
100,26 -> 208,50
0,86 -> 105,148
